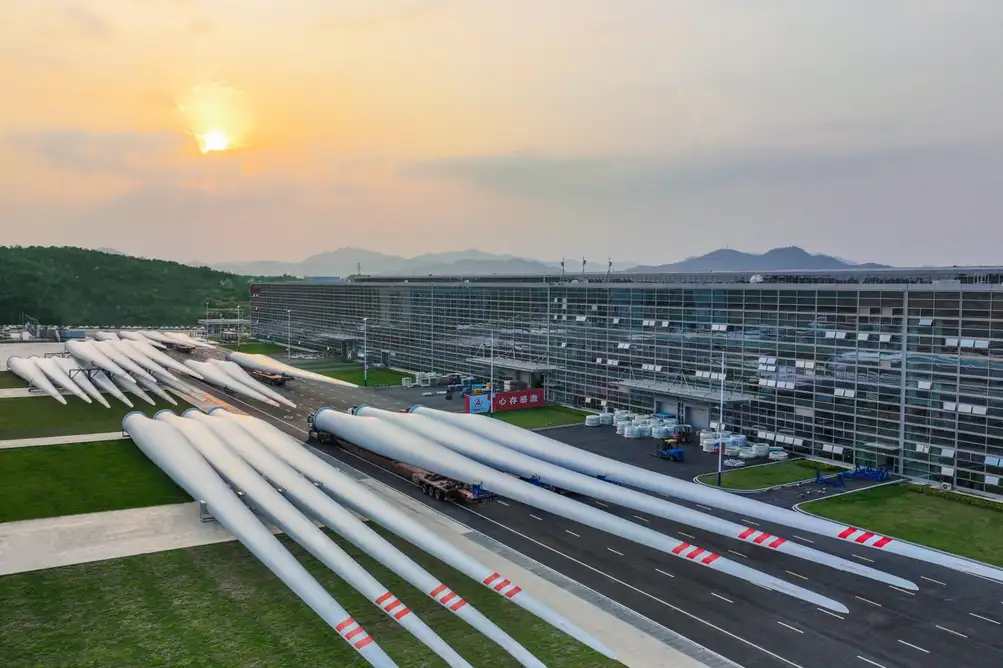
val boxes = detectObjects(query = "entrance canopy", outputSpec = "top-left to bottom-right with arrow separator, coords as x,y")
617,378 -> 755,404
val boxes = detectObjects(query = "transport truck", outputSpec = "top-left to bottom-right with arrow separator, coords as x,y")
307,411 -> 495,504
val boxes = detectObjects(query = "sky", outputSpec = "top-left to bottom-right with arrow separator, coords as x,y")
2,0 -> 1002,267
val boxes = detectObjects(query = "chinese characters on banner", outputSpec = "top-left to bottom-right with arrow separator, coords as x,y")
491,388 -> 544,412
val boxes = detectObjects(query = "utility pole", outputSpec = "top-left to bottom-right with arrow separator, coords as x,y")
286,310 -> 291,357
236,304 -> 241,351
489,328 -> 495,415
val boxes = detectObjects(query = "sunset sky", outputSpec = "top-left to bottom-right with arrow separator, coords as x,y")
2,1 -> 1002,266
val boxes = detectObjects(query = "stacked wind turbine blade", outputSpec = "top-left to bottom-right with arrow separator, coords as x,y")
132,374 -> 177,405
228,351 -> 357,388
209,359 -> 296,408
163,331 -> 215,348
93,331 -> 121,341
92,340 -> 157,383
55,356 -> 110,408
414,406 -> 1003,585
107,340 -> 173,378
111,373 -> 156,406
65,339 -> 131,380
122,414 -> 398,667
153,371 -> 203,400
33,356 -> 91,404
121,330 -> 167,349
160,411 -> 471,668
314,408 -> 849,614
133,328 -> 172,349
90,369 -> 134,407
184,359 -> 280,406
7,356 -> 66,404
213,409 -> 615,660
203,408 -> 547,667
127,340 -> 201,378
366,406 -> 915,590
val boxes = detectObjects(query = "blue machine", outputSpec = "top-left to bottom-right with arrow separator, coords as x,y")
842,464 -> 890,482
814,468 -> 846,488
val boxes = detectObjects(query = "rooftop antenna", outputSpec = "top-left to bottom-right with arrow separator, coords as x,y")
604,257 -> 613,283
560,258 -> 565,281
581,256 -> 587,280
356,262 -> 362,276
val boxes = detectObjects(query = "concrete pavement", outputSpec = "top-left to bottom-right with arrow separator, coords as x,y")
0,431 -> 127,450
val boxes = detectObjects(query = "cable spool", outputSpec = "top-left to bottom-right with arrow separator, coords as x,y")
585,415 -> 601,427
599,412 -> 615,426
638,425 -> 652,438
738,447 -> 756,459
728,434 -> 747,448
615,422 -> 625,435
768,450 -> 789,461
752,443 -> 770,458
624,426 -> 640,439
724,445 -> 741,456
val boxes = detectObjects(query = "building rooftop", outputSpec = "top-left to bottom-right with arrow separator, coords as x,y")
252,265 -> 1003,287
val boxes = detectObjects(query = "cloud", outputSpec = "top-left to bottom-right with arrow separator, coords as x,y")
8,129 -> 186,176
315,0 -> 451,32
62,6 -> 113,39
400,143 -> 991,201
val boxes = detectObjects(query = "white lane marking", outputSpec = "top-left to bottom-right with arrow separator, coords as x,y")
921,576 -> 947,586
777,621 -> 803,634
607,547 -> 625,556
454,507 -> 807,667
496,501 -> 510,507
654,568 -> 675,578
818,608 -> 844,620
936,625 -> 968,638
855,596 -> 882,607
785,570 -> 808,581
711,593 -> 733,604
728,550 -> 748,559
852,554 -> 875,563
793,535 -> 814,544
896,639 -> 929,654
890,586 -> 915,596
696,504 -> 713,511
857,656 -> 888,668
565,530 -> 580,538
529,514 -> 543,521
595,501 -> 609,508
969,612 -> 1001,625
678,531 -> 696,539
633,515 -> 650,523
742,519 -> 760,526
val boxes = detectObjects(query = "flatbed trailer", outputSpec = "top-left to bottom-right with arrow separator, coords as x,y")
308,418 -> 495,504
248,369 -> 291,386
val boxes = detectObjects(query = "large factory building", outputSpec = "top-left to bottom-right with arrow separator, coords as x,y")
249,267 -> 1003,498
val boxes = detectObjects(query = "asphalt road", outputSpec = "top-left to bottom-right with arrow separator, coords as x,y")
182,373 -> 1003,668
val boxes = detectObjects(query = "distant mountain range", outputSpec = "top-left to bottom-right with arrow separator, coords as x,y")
208,245 -> 888,278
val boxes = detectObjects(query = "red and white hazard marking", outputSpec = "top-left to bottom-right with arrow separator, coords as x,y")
737,527 -> 787,549
430,583 -> 469,611
336,617 -> 375,650
837,527 -> 893,548
482,572 -> 523,599
671,542 -> 721,565
375,591 -> 412,620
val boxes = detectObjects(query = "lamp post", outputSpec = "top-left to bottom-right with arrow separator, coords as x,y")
489,328 -> 495,415
286,310 -> 291,357
236,304 -> 241,351
362,317 -> 369,386
716,350 -> 726,487
204,302 -> 209,338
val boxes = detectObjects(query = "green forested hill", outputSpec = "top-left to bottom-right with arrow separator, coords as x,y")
0,246 -> 285,326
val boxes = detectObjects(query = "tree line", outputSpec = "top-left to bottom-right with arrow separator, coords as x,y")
0,246 -> 290,326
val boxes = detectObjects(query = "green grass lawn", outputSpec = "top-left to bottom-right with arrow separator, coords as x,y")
324,366 -> 411,386
0,370 -> 26,388
0,396 -> 188,440
805,484 -> 1003,567
0,439 -> 190,523
0,528 -> 619,668
223,342 -> 288,355
697,459 -> 844,490
493,406 -> 589,430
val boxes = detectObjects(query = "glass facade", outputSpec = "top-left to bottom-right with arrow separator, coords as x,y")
250,270 -> 1003,499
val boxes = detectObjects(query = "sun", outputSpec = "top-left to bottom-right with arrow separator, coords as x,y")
178,82 -> 251,156
196,129 -> 231,154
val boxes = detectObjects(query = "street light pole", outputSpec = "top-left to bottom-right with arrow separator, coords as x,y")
204,302 -> 209,339
236,304 -> 241,351
286,310 -> 291,357
362,317 -> 369,386
489,328 -> 495,415
717,349 -> 726,487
